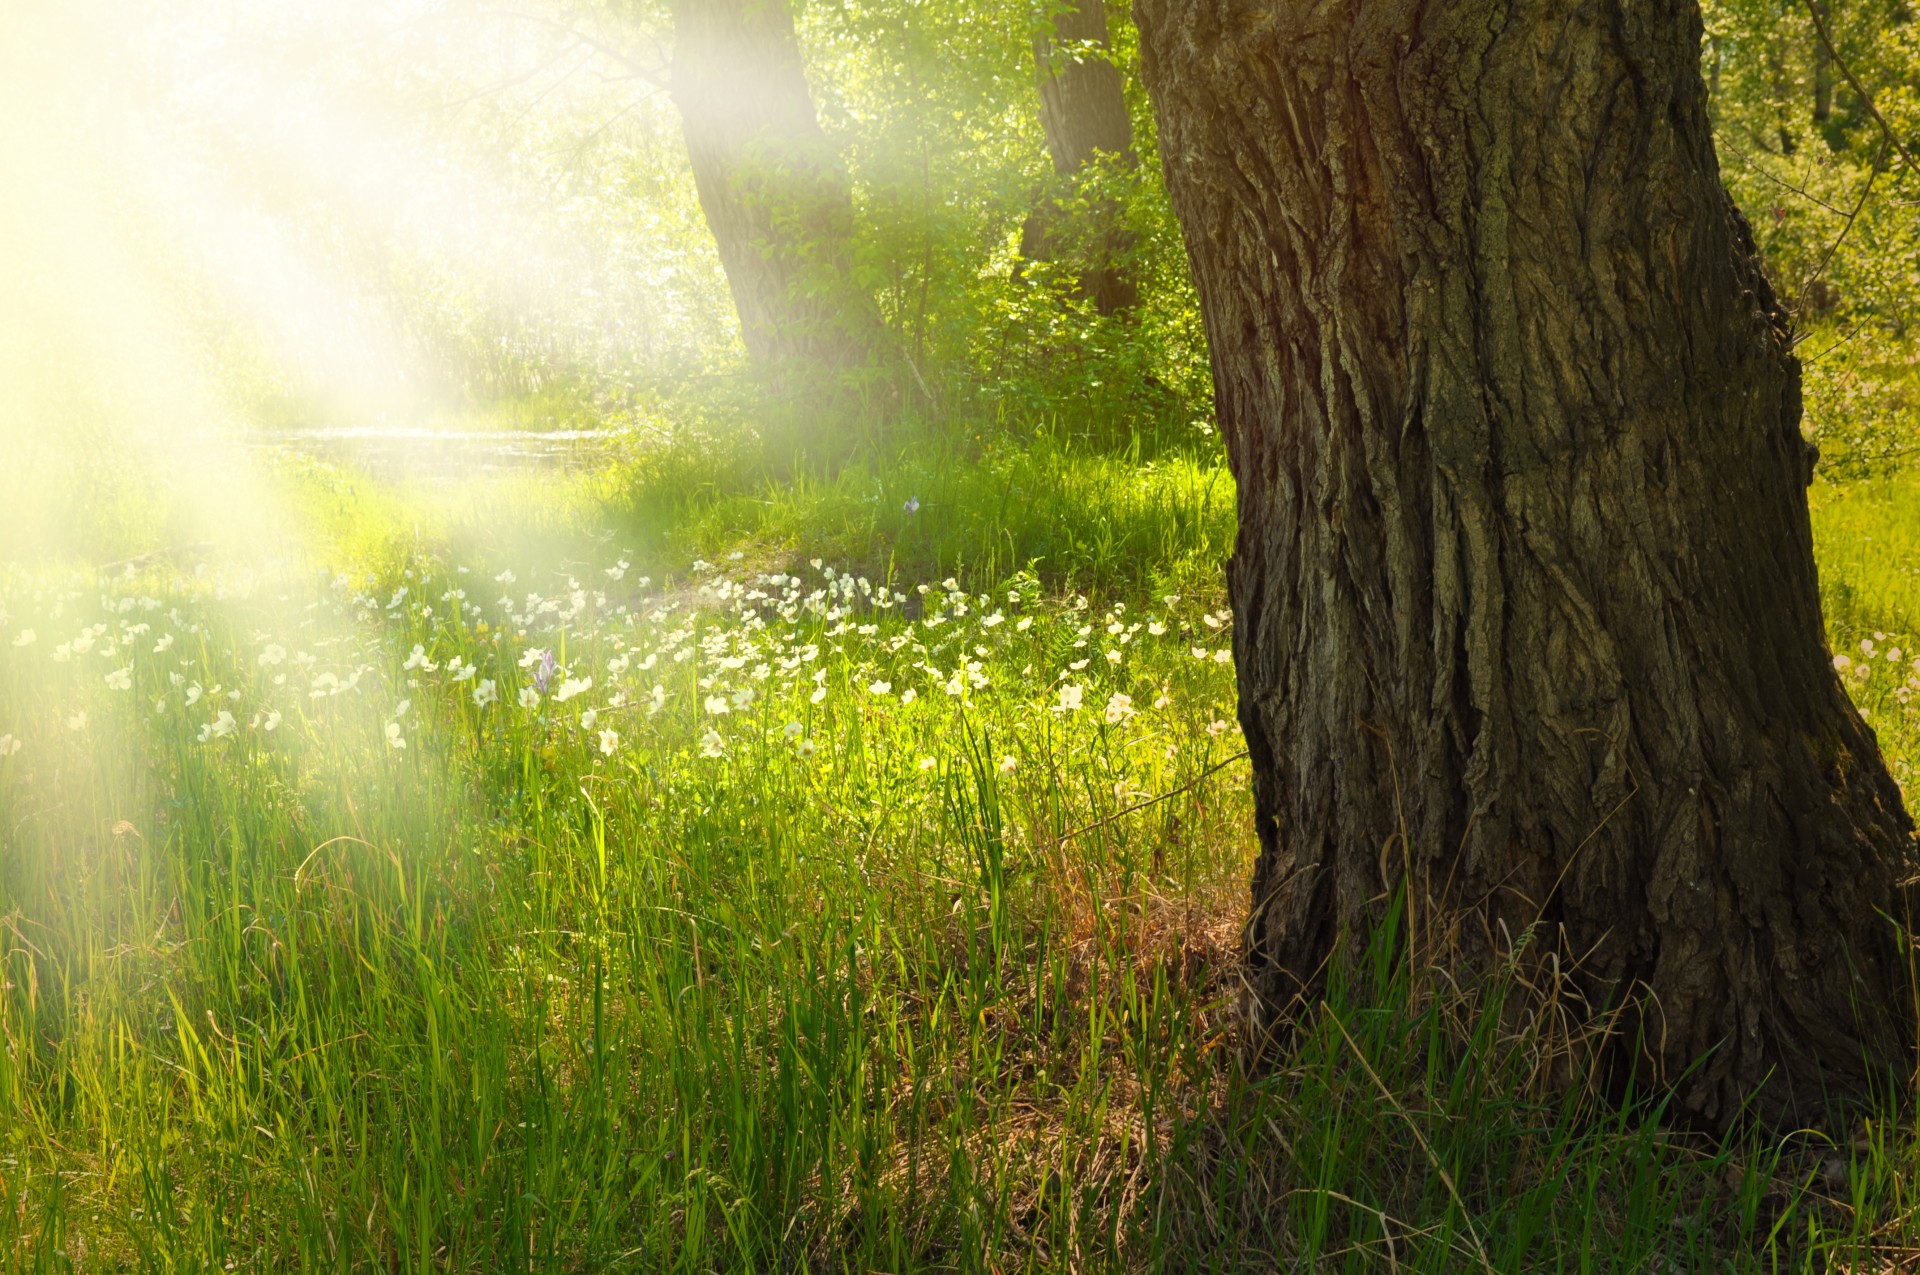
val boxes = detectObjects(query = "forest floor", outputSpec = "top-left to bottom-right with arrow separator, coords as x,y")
7,402 -> 1920,1271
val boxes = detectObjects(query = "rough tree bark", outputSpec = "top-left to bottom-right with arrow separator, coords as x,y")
670,0 -> 874,374
1023,0 -> 1140,314
1134,0 -> 1916,1127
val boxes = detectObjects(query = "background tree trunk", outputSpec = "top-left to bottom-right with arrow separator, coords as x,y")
1813,0 -> 1836,130
670,0 -> 874,375
1035,0 -> 1134,175
1022,0 -> 1140,315
1135,0 -> 1916,1128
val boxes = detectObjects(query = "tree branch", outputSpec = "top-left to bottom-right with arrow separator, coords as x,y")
1800,0 -> 1920,177
1057,748 -> 1248,845
1794,133 -> 1890,313
478,8 -> 673,93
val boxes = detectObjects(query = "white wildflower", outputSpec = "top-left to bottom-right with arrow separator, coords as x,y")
473,679 -> 499,708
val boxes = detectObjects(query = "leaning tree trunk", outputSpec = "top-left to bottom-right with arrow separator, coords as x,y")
1135,0 -> 1916,1128
1023,0 -> 1140,315
670,0 -> 874,375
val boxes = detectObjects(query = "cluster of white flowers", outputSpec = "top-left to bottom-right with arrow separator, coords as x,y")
0,554 -> 1244,791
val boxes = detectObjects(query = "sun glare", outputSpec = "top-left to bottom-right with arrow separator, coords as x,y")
0,0 -> 703,568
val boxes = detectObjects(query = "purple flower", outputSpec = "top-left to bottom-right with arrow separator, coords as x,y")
535,650 -> 555,693
903,497 -> 920,514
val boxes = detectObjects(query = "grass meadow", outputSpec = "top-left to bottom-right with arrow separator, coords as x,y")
9,418 -> 1920,1272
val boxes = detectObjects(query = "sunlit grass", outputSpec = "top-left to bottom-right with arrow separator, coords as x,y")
7,445 -> 1920,1271
0,452 -> 1259,1271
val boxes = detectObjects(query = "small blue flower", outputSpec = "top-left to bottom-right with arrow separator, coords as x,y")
535,650 -> 556,693
903,497 -> 920,514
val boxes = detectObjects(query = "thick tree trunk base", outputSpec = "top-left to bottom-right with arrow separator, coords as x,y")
1136,0 -> 1917,1129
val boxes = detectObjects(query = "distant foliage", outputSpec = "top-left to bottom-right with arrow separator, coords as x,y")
179,0 -> 1213,451
1703,0 -> 1920,473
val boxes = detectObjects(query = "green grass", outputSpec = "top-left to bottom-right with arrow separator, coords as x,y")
1813,472 -> 1920,794
6,432 -> 1920,1271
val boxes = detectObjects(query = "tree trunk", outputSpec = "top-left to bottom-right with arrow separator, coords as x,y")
1813,0 -> 1836,129
1135,0 -> 1916,1128
670,0 -> 874,375
1023,0 -> 1140,315
1036,0 -> 1135,175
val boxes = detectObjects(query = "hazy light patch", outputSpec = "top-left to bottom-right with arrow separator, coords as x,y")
0,0 -> 723,570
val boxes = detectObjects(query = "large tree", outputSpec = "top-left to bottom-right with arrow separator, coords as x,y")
670,0 -> 874,374
1134,0 -> 1916,1127
1022,0 -> 1140,314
